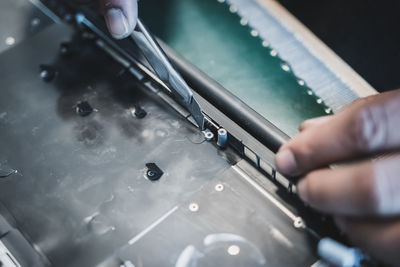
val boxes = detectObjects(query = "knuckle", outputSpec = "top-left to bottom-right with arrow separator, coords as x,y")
349,105 -> 388,152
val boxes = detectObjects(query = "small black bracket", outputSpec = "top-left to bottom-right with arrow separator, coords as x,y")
75,101 -> 94,117
145,163 -> 163,181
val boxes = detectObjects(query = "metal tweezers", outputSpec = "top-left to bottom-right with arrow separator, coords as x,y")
130,19 -> 205,130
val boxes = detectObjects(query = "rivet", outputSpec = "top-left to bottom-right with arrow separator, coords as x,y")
204,131 -> 214,141
5,37 -> 15,46
189,203 -> 199,212
215,184 -> 224,192
227,245 -> 240,256
294,217 -> 305,229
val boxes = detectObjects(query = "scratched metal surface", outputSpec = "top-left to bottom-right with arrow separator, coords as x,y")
0,24 -> 236,267
0,22 -> 322,267
140,0 -> 329,136
118,164 -> 318,266
0,0 -> 52,53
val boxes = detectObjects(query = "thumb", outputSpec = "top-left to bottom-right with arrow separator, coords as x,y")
102,0 -> 138,39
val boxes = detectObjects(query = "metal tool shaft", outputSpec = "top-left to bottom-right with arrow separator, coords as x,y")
131,19 -> 205,130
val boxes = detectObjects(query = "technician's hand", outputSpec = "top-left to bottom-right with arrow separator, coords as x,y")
276,89 -> 400,266
75,0 -> 138,39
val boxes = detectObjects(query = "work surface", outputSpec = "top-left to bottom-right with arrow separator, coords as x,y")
0,0 -> 371,266
0,24 -> 318,266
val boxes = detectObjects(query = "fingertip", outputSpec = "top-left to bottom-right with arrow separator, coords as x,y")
105,8 -> 131,39
299,116 -> 332,131
297,179 -> 308,202
104,0 -> 138,39
276,149 -> 297,175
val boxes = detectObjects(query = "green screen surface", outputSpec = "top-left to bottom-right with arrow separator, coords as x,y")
140,0 -> 329,136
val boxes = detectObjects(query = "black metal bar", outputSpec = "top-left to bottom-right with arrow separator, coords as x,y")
160,43 -> 290,153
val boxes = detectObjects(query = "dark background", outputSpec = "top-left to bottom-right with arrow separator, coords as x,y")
279,0 -> 400,92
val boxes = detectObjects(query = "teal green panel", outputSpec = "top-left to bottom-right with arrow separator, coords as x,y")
140,0 -> 329,136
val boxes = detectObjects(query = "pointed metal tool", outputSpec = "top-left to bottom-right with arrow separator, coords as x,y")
131,19 -> 205,130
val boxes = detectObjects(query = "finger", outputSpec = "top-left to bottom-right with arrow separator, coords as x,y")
276,90 -> 400,176
102,0 -> 138,39
335,216 -> 400,266
298,116 -> 333,131
297,155 -> 400,216
297,162 -> 376,215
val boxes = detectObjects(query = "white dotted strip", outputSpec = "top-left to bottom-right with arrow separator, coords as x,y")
219,0 -> 333,114
217,0 -> 357,114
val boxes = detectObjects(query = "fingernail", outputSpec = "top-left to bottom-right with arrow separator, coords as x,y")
276,149 -> 297,175
105,8 -> 130,39
297,179 -> 308,202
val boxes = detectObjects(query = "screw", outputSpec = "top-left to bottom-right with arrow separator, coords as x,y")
39,65 -> 57,82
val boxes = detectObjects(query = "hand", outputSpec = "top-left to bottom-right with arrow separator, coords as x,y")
75,0 -> 138,39
275,89 -> 400,265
